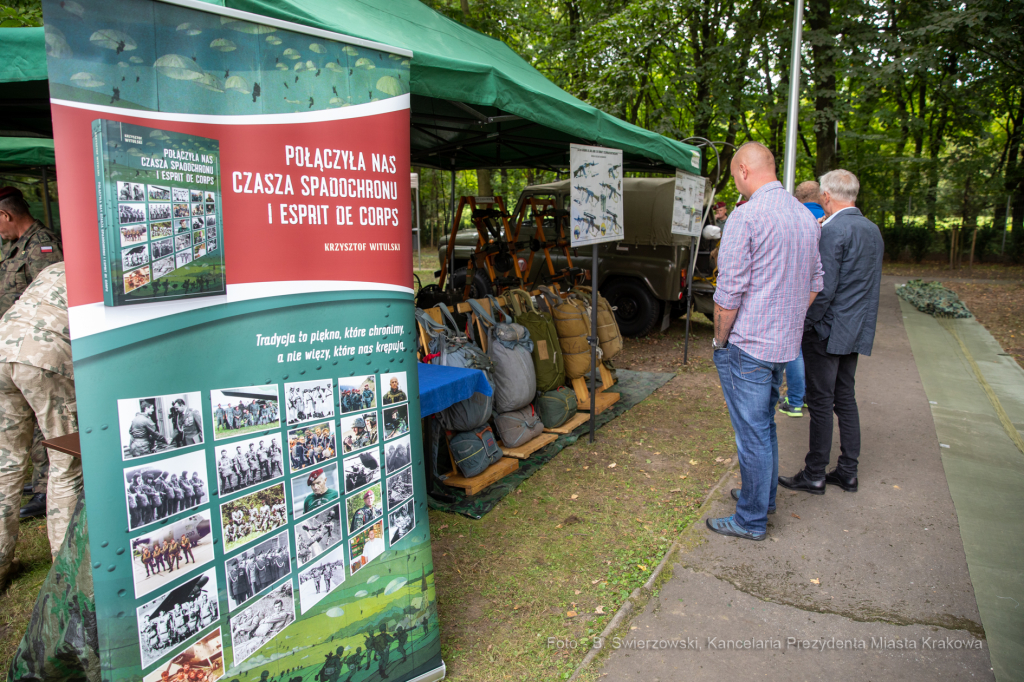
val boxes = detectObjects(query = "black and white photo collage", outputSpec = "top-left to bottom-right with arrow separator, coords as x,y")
116,370 -> 415,675
114,182 -> 218,292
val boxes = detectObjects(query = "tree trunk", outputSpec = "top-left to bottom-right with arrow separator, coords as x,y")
477,169 -> 492,198
808,0 -> 837,175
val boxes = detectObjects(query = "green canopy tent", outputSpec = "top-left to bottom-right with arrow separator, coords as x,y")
0,0 -> 700,173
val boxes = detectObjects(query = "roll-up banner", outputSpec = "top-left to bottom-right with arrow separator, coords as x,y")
41,0 -> 443,680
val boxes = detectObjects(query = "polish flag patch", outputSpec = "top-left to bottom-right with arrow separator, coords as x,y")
40,246 -> 53,254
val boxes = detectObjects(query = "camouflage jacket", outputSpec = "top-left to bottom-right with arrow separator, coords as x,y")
0,220 -> 64,316
0,262 -> 72,379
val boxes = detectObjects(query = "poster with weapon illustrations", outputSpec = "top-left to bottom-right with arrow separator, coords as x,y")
569,143 -> 624,246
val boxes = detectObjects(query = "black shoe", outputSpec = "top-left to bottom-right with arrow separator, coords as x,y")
825,469 -> 858,492
778,470 -> 826,495
730,488 -> 775,514
20,493 -> 46,519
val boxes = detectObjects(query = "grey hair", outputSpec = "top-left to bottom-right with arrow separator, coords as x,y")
819,169 -> 859,203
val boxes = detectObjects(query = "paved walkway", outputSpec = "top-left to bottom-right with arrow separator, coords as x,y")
598,278 -> 1013,680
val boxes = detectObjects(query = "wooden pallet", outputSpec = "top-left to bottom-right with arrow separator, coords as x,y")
542,411 -> 590,435
497,432 -> 558,459
581,390 -> 620,415
572,363 -> 618,414
442,457 -> 519,496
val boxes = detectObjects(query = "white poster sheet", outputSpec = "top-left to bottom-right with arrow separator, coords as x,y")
569,144 -> 624,246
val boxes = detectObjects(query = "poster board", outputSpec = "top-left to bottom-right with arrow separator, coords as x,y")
568,143 -> 623,246
42,0 -> 443,680
671,169 -> 706,237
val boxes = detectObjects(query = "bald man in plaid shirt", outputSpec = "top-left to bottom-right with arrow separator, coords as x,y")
707,142 -> 824,541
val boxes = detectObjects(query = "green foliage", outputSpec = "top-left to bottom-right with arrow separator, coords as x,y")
881,223 -> 935,263
418,0 -> 1021,245
0,0 -> 42,27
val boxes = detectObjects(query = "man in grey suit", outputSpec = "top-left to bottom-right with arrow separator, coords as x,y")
779,169 -> 884,494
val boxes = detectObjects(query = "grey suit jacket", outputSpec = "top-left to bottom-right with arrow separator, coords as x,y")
804,207 -> 884,356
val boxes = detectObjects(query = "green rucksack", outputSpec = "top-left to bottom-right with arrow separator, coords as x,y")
535,387 -> 578,429
505,289 -> 565,392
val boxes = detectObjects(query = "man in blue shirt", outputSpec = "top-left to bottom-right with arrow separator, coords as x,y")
796,181 -> 825,219
777,181 -> 826,418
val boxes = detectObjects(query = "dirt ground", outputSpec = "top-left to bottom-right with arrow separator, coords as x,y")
943,280 -> 1024,368
428,311 -> 734,681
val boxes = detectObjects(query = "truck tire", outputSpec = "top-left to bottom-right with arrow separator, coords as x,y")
452,266 -> 492,300
603,279 -> 660,337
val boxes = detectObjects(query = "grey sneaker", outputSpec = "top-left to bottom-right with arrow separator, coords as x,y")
779,398 -> 803,417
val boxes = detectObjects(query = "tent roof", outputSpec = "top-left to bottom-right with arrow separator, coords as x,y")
0,137 -> 55,169
0,2 -> 700,174
231,0 -> 699,173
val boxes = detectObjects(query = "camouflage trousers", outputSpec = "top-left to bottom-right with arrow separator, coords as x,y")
0,363 -> 81,577
30,421 -> 50,494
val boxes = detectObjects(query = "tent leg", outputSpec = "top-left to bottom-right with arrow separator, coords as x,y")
589,244 -> 598,443
41,166 -> 53,231
448,166 -> 456,291
683,241 -> 698,365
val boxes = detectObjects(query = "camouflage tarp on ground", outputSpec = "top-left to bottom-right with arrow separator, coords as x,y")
427,369 -> 675,519
7,496 -> 100,682
896,279 -> 973,318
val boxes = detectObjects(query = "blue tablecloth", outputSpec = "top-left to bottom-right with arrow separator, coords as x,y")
417,363 -> 492,417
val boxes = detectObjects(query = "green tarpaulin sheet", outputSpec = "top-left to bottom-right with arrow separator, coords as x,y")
0,137 -> 55,167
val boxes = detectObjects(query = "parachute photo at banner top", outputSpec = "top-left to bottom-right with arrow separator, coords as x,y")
38,0 -> 442,680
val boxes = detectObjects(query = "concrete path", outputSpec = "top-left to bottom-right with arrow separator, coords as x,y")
597,278 -> 999,680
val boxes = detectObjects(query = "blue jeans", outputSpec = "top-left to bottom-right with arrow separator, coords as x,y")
784,349 -> 805,407
714,344 -> 785,535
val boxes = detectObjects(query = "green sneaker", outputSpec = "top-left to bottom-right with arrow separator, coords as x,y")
779,398 -> 803,418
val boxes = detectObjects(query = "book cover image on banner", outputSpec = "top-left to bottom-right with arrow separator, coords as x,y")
42,0 -> 442,680
93,119 -> 225,306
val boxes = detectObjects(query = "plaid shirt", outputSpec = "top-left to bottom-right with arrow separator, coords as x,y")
713,181 -> 824,363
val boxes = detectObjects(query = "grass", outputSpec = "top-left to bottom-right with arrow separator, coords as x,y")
0,499 -> 58,674
213,421 -> 281,441
428,315 -> 737,681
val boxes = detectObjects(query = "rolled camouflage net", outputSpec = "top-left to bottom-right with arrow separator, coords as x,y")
896,279 -> 972,318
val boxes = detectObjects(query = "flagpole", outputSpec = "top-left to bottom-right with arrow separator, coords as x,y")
783,0 -> 804,194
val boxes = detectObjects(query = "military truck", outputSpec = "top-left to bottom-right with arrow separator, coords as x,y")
437,178 -> 716,337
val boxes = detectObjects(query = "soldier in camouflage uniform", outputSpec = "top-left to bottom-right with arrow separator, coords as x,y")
0,263 -> 80,584
1,187 -> 64,520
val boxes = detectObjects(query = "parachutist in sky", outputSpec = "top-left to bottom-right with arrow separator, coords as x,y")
224,69 -> 230,78
348,68 -> 352,76
332,86 -> 338,95
191,54 -> 197,62
116,39 -> 126,54
135,76 -> 139,82
294,75 -> 299,83
110,86 -> 120,103
315,69 -> 321,77
308,97 -> 314,108
283,81 -> 288,88
121,75 -> 125,81
251,82 -> 261,103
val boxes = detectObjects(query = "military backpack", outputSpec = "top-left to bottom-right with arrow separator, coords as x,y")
505,288 -> 565,392
535,386 -> 578,429
415,305 -> 494,432
493,404 -> 544,448
449,424 -> 503,478
574,285 -> 623,360
538,285 -> 593,380
467,297 -> 536,413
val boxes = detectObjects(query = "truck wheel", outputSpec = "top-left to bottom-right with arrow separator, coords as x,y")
452,267 -> 492,300
603,279 -> 660,337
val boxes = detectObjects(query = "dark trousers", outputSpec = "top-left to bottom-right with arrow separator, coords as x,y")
802,330 -> 861,477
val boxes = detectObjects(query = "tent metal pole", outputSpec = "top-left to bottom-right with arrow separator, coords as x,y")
40,166 -> 53,230
783,0 -> 804,194
1002,194 -> 1011,254
449,163 -> 456,291
589,244 -> 598,443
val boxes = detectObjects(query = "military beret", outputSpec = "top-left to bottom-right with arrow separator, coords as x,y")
0,186 -> 23,201
307,468 -> 325,486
